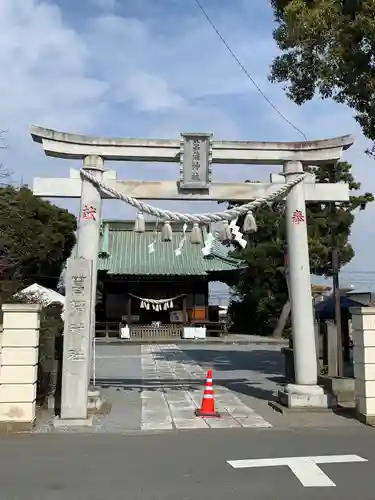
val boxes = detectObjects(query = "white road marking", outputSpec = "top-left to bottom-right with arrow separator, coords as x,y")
140,344 -> 272,431
227,455 -> 368,487
287,460 -> 335,487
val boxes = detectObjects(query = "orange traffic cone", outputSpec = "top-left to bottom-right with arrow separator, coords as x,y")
195,369 -> 220,418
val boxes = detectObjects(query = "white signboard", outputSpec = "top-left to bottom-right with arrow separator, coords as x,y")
227,454 -> 367,488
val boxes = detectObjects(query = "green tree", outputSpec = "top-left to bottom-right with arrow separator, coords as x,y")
269,0 -> 375,151
0,185 -> 76,299
229,161 -> 373,335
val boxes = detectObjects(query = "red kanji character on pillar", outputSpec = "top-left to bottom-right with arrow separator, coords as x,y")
82,204 -> 96,221
292,209 -> 305,224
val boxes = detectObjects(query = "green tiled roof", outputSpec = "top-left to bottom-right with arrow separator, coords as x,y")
98,220 -> 244,276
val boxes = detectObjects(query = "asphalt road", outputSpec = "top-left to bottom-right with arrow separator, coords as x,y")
2,426 -> 375,499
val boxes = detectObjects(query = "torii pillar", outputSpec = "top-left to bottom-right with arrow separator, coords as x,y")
279,160 -> 326,408
30,126 -> 354,411
77,155 -> 103,377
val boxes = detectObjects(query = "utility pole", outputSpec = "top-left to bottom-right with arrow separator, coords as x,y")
329,165 -> 344,377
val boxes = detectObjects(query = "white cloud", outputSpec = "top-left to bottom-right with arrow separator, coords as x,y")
113,71 -> 185,111
0,0 -> 108,136
0,0 -> 373,276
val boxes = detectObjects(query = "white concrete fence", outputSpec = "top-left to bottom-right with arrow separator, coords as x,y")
351,307 -> 375,426
0,304 -> 41,430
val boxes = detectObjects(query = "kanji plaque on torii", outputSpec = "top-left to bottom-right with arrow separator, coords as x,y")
179,132 -> 212,190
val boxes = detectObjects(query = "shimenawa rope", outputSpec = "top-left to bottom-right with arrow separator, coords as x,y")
80,169 -> 304,223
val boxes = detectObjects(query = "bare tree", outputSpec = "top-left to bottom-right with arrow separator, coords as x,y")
0,130 -> 10,182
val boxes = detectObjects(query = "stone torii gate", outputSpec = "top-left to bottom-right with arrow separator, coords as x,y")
31,125 -> 353,423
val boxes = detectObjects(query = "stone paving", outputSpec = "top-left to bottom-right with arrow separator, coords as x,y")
140,344 -> 272,430
34,342 -> 363,433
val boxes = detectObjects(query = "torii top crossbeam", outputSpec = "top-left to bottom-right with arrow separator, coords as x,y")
30,125 -> 354,165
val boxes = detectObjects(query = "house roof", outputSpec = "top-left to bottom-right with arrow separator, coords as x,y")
97,220 -> 244,276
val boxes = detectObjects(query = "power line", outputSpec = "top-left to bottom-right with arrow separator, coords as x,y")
340,271 -> 375,275
192,0 -> 308,141
340,281 -> 375,284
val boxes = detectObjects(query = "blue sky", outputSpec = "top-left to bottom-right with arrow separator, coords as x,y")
1,0 -> 375,292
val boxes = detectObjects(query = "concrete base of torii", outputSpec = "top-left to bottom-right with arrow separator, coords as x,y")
276,384 -> 337,412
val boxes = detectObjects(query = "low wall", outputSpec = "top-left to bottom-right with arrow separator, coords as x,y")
0,304 -> 41,431
351,306 -> 375,426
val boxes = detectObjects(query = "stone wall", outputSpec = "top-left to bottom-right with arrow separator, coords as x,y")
351,306 -> 375,426
0,304 -> 41,431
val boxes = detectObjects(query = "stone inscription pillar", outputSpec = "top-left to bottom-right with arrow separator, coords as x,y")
56,257 -> 93,426
279,161 -> 330,408
77,155 -> 103,374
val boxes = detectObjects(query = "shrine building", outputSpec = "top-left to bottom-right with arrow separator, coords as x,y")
95,220 -> 244,339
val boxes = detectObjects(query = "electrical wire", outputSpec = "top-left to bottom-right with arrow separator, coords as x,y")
192,0 -> 308,141
341,271 -> 375,275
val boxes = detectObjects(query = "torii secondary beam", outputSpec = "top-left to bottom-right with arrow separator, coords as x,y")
33,170 -> 350,202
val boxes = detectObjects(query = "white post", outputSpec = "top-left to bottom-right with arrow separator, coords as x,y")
0,304 -> 41,431
351,307 -> 375,426
76,155 -> 103,380
279,161 -> 331,408
92,336 -> 96,388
